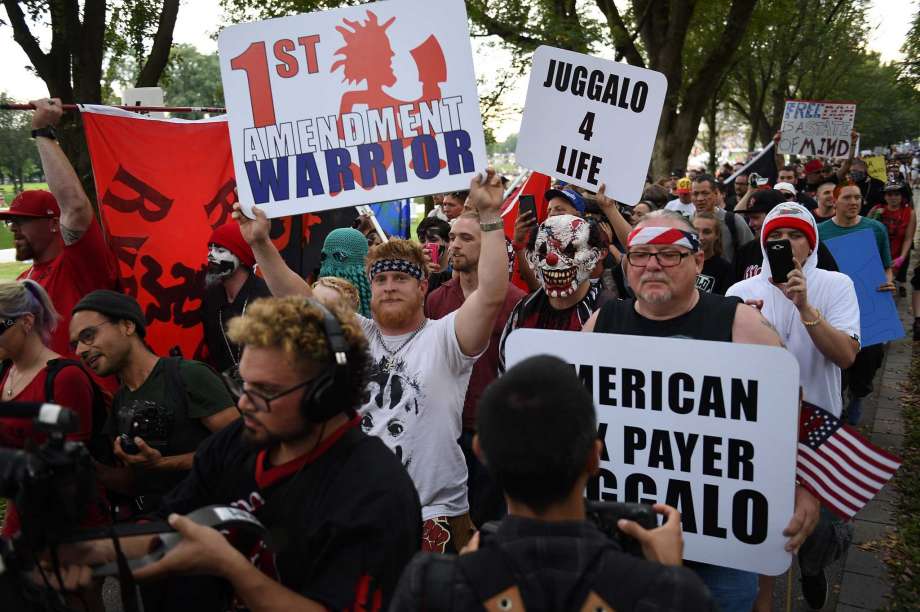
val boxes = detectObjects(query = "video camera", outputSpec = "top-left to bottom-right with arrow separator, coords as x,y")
0,402 -> 97,611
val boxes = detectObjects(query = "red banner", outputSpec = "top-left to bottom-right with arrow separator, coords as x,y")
82,107 -> 236,358
500,171 -> 551,291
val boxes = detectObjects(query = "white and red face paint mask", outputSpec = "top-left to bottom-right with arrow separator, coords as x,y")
206,244 -> 241,287
531,214 -> 603,298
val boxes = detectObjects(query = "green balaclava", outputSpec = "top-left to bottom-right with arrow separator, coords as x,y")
319,228 -> 371,316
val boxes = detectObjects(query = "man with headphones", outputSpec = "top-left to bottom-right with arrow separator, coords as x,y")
57,296 -> 422,611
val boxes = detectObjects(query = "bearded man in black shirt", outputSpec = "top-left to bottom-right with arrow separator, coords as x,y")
56,296 -> 422,611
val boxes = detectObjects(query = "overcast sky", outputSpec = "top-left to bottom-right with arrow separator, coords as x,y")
1,0 -> 915,139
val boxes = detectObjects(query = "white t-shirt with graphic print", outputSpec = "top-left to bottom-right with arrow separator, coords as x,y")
357,311 -> 477,520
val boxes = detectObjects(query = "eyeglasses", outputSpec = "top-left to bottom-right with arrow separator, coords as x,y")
626,250 -> 692,268
320,251 -> 350,264
0,318 -> 17,337
69,320 -> 114,353
221,371 -> 318,413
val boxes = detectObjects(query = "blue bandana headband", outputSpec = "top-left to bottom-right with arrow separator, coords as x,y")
368,259 -> 424,282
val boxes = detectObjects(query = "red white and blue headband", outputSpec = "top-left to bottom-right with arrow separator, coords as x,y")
368,258 -> 424,282
627,226 -> 700,252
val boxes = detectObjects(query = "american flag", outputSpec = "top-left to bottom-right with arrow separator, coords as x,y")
797,402 -> 901,520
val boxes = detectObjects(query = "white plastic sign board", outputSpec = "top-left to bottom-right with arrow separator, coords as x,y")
218,0 -> 487,218
505,329 -> 799,575
778,99 -> 856,159
515,46 -> 667,205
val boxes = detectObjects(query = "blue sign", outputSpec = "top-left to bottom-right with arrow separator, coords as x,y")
824,229 -> 904,347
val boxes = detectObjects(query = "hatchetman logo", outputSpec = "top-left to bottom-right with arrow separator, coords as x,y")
239,10 -> 477,204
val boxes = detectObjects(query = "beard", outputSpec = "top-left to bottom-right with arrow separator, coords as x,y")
14,240 -> 34,262
241,415 -> 319,450
205,261 -> 235,288
450,254 -> 476,273
636,273 -> 674,305
372,293 -> 423,329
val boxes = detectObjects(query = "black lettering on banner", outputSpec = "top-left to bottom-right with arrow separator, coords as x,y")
630,81 -> 648,112
728,438 -> 755,481
102,165 -> 174,222
623,426 -> 646,464
702,484 -> 727,538
702,435 -> 723,477
651,370 -> 662,410
673,432 -> 698,472
597,422 -> 610,461
599,366 -> 617,406
668,372 -> 694,413
571,65 -> 588,96
731,379 -> 758,422
586,468 -> 618,501
624,473 -> 656,505
573,363 -> 593,392
649,429 -> 674,470
204,179 -> 238,229
732,490 -> 768,544
622,368 -> 645,408
665,479 -> 696,534
139,256 -> 205,329
578,112 -> 595,141
107,234 -> 149,297
698,375 -> 726,418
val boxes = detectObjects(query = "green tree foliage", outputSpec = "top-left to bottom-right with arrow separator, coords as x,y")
1,0 -> 181,201
900,1 -> 920,89
0,92 -> 41,192
161,44 -> 224,109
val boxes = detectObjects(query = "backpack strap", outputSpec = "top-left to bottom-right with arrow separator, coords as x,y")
161,356 -> 190,415
455,547 -> 526,611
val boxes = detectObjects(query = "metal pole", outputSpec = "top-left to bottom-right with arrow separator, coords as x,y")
0,103 -> 226,114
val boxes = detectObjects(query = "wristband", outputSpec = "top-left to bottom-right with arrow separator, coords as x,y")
31,126 -> 57,141
480,219 -> 504,232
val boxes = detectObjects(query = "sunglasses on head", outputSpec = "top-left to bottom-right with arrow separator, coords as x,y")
0,318 -> 16,337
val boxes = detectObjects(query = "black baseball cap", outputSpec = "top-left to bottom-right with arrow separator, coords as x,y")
738,190 -> 786,215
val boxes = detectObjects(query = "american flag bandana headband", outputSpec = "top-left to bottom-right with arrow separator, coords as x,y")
627,226 -> 700,252
368,259 -> 424,282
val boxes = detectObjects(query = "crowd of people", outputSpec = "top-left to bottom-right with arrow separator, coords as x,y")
0,97 -> 916,612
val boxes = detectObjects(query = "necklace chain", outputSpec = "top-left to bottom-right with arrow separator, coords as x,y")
374,320 -> 427,372
218,298 -> 249,367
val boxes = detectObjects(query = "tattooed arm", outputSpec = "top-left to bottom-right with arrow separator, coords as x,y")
731,303 -> 783,347
30,99 -> 95,243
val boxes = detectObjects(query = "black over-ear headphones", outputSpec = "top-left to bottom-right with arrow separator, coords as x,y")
300,299 -> 351,423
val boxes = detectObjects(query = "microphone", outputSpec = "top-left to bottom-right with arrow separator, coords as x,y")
0,402 -> 79,433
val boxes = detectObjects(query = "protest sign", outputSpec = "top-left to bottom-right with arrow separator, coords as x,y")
778,99 -> 856,158
218,0 -> 487,218
515,46 -> 667,205
824,230 -> 904,347
505,329 -> 799,575
864,155 -> 888,183
82,105 -> 357,358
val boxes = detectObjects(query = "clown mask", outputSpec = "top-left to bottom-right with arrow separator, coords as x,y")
530,214 -> 603,298
206,243 -> 240,287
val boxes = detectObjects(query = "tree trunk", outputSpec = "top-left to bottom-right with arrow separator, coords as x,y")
706,97 -> 718,173
4,0 -> 179,205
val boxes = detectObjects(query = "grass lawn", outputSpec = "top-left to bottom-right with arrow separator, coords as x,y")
0,182 -> 48,206
887,350 -> 920,606
0,262 -> 28,281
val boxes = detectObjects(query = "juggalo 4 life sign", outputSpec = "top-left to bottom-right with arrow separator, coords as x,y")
219,0 -> 487,218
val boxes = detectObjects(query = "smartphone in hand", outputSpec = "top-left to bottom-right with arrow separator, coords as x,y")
766,239 -> 794,284
518,194 -> 537,220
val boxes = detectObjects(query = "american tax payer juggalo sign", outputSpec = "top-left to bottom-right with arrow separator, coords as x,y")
219,0 -> 487,218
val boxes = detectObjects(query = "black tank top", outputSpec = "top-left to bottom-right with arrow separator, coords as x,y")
593,290 -> 742,342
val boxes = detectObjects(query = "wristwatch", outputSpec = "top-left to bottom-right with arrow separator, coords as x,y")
31,126 -> 57,141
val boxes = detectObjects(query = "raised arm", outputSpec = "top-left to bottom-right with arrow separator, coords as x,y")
773,132 -> 785,178
596,183 -> 632,248
836,131 -> 858,182
232,203 -> 312,298
454,169 -> 509,356
30,98 -> 95,242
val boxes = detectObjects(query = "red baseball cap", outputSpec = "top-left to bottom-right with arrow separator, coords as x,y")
0,190 -> 60,219
804,160 -> 825,175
